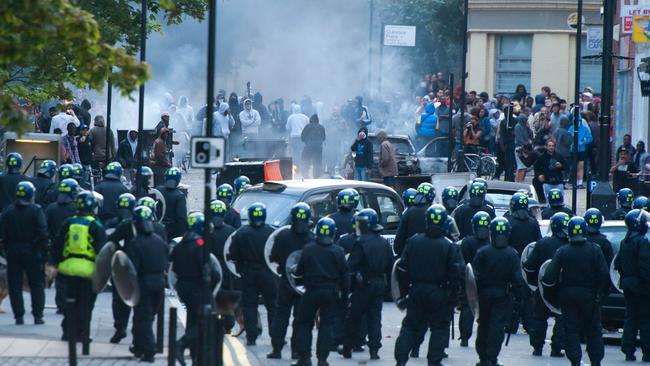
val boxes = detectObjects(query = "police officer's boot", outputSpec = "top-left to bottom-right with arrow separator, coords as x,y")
266,348 -> 282,359
338,346 -> 351,359
317,359 -> 329,366
175,340 -> 187,366
291,356 -> 312,366
625,353 -> 636,361
369,349 -> 379,360
110,329 -> 126,344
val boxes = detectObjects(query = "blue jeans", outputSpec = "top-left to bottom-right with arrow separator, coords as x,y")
355,167 -> 368,181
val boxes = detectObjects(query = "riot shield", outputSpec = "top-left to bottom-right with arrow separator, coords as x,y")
92,241 -> 117,293
390,258 -> 407,312
538,259 -> 561,315
223,232 -> 240,278
111,250 -> 140,307
92,191 -> 104,212
285,250 -> 305,295
610,253 -> 622,293
264,225 -> 291,277
520,241 -> 538,291
210,253 -> 223,297
149,188 -> 166,223
465,263 -> 479,318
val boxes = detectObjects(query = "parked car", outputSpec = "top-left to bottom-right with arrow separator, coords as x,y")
342,133 -> 420,179
458,180 -> 539,217
417,136 -> 450,174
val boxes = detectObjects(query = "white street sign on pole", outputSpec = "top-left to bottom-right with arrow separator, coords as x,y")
383,25 -> 416,47
587,27 -> 603,51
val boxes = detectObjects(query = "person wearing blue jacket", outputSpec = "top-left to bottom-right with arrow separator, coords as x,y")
416,102 -> 438,147
568,112 -> 593,188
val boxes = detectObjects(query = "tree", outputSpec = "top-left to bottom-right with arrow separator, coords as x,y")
0,0 -> 208,133
378,0 -> 463,81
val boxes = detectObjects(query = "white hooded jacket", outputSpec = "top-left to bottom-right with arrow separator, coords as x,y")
213,103 -> 235,138
239,99 -> 261,135
286,104 -> 309,138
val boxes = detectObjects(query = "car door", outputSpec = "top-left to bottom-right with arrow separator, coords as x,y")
304,188 -> 368,222
368,189 -> 404,248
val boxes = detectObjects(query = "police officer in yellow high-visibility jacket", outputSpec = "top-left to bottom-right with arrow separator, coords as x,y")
51,191 -> 106,342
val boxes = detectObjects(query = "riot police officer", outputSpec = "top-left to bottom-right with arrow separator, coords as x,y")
229,202 -> 277,346
608,188 -> 634,220
340,208 -> 393,360
541,188 -> 573,219
458,211 -> 491,347
292,217 -> 348,366
171,212 -> 207,366
138,166 -> 155,195
393,204 -> 463,366
45,178 -> 80,313
268,202 -> 314,360
156,167 -> 187,239
441,186 -> 459,214
95,162 -> 129,223
0,181 -> 49,324
508,192 -> 542,255
234,175 -> 251,196
584,208 -> 614,265
394,183 -> 435,256
402,188 -> 417,209
31,160 -> 57,206
472,217 -> 525,366
0,153 -> 28,211
125,206 -> 169,362
633,196 -> 649,212
52,191 -> 107,341
614,209 -> 650,362
106,193 -> 137,344
135,196 -> 167,241
208,200 -> 237,333
328,188 -> 360,241
216,183 -> 241,229
523,212 -> 569,357
71,163 -> 90,190
44,164 -> 73,205
451,180 -> 496,239
542,217 -> 609,366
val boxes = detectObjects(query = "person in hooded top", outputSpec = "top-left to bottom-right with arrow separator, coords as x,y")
213,102 -> 235,139
117,130 -> 139,169
239,99 -> 261,138
301,114 -> 326,179
287,104 -> 310,160
89,115 -> 115,170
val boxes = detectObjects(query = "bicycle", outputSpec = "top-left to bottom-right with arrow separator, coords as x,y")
451,146 -> 497,180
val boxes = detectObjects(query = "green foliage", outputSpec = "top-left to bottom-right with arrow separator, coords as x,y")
378,0 -> 463,78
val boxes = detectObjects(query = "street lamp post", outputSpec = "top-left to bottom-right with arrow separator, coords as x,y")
134,0 -> 147,198
637,57 -> 650,148
571,0 -> 583,214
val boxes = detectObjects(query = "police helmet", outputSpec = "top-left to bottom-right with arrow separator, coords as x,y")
468,180 -> 488,207
316,217 -> 337,245
187,212 -> 205,234
583,208 -> 603,234
76,191 -> 98,215
58,164 -> 74,181
71,163 -> 84,180
290,202 -> 312,233
15,181 -> 35,206
117,193 -> 136,218
633,196 -> 649,212
355,208 -> 382,235
209,199 -> 228,227
442,186 -> 459,211
164,167 -> 182,189
547,188 -> 564,208
234,176 -> 251,195
337,188 -> 360,211
617,188 -> 634,209
625,209 -> 648,233
567,216 -> 587,243
549,212 -> 570,239
141,166 -> 153,188
416,183 -> 435,204
6,152 -> 23,174
490,217 -> 510,248
402,188 -> 417,208
216,184 -> 235,207
37,160 -> 57,179
471,211 -> 491,240
105,161 -> 123,180
133,206 -> 154,234
247,202 -> 267,228
425,204 -> 448,237
57,178 -> 80,203
510,192 -> 529,212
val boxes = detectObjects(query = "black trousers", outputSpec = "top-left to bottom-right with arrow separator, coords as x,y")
622,293 -> 650,356
394,285 -> 449,365
559,288 -> 604,365
302,149 -> 323,179
61,276 -> 97,340
270,278 -> 301,351
475,292 -> 509,364
343,283 -> 384,351
55,275 -> 66,312
112,284 -> 131,332
528,291 -> 564,352
294,287 -> 338,361
7,248 -> 45,319
132,285 -> 164,357
508,288 -> 533,333
241,269 -> 277,343
176,281 -> 201,357
459,295 -> 474,342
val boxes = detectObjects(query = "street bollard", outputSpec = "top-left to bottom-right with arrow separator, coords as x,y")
157,299 -> 165,353
168,307 -> 177,366
66,297 -> 77,366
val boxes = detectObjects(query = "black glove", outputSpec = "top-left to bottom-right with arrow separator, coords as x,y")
396,296 -> 408,311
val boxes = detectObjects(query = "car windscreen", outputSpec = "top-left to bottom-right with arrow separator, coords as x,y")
232,192 -> 300,227
370,138 -> 414,155
603,226 -> 627,254
485,192 -> 514,208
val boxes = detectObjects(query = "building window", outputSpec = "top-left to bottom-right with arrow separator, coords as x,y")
581,36 -> 602,94
496,35 -> 532,95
